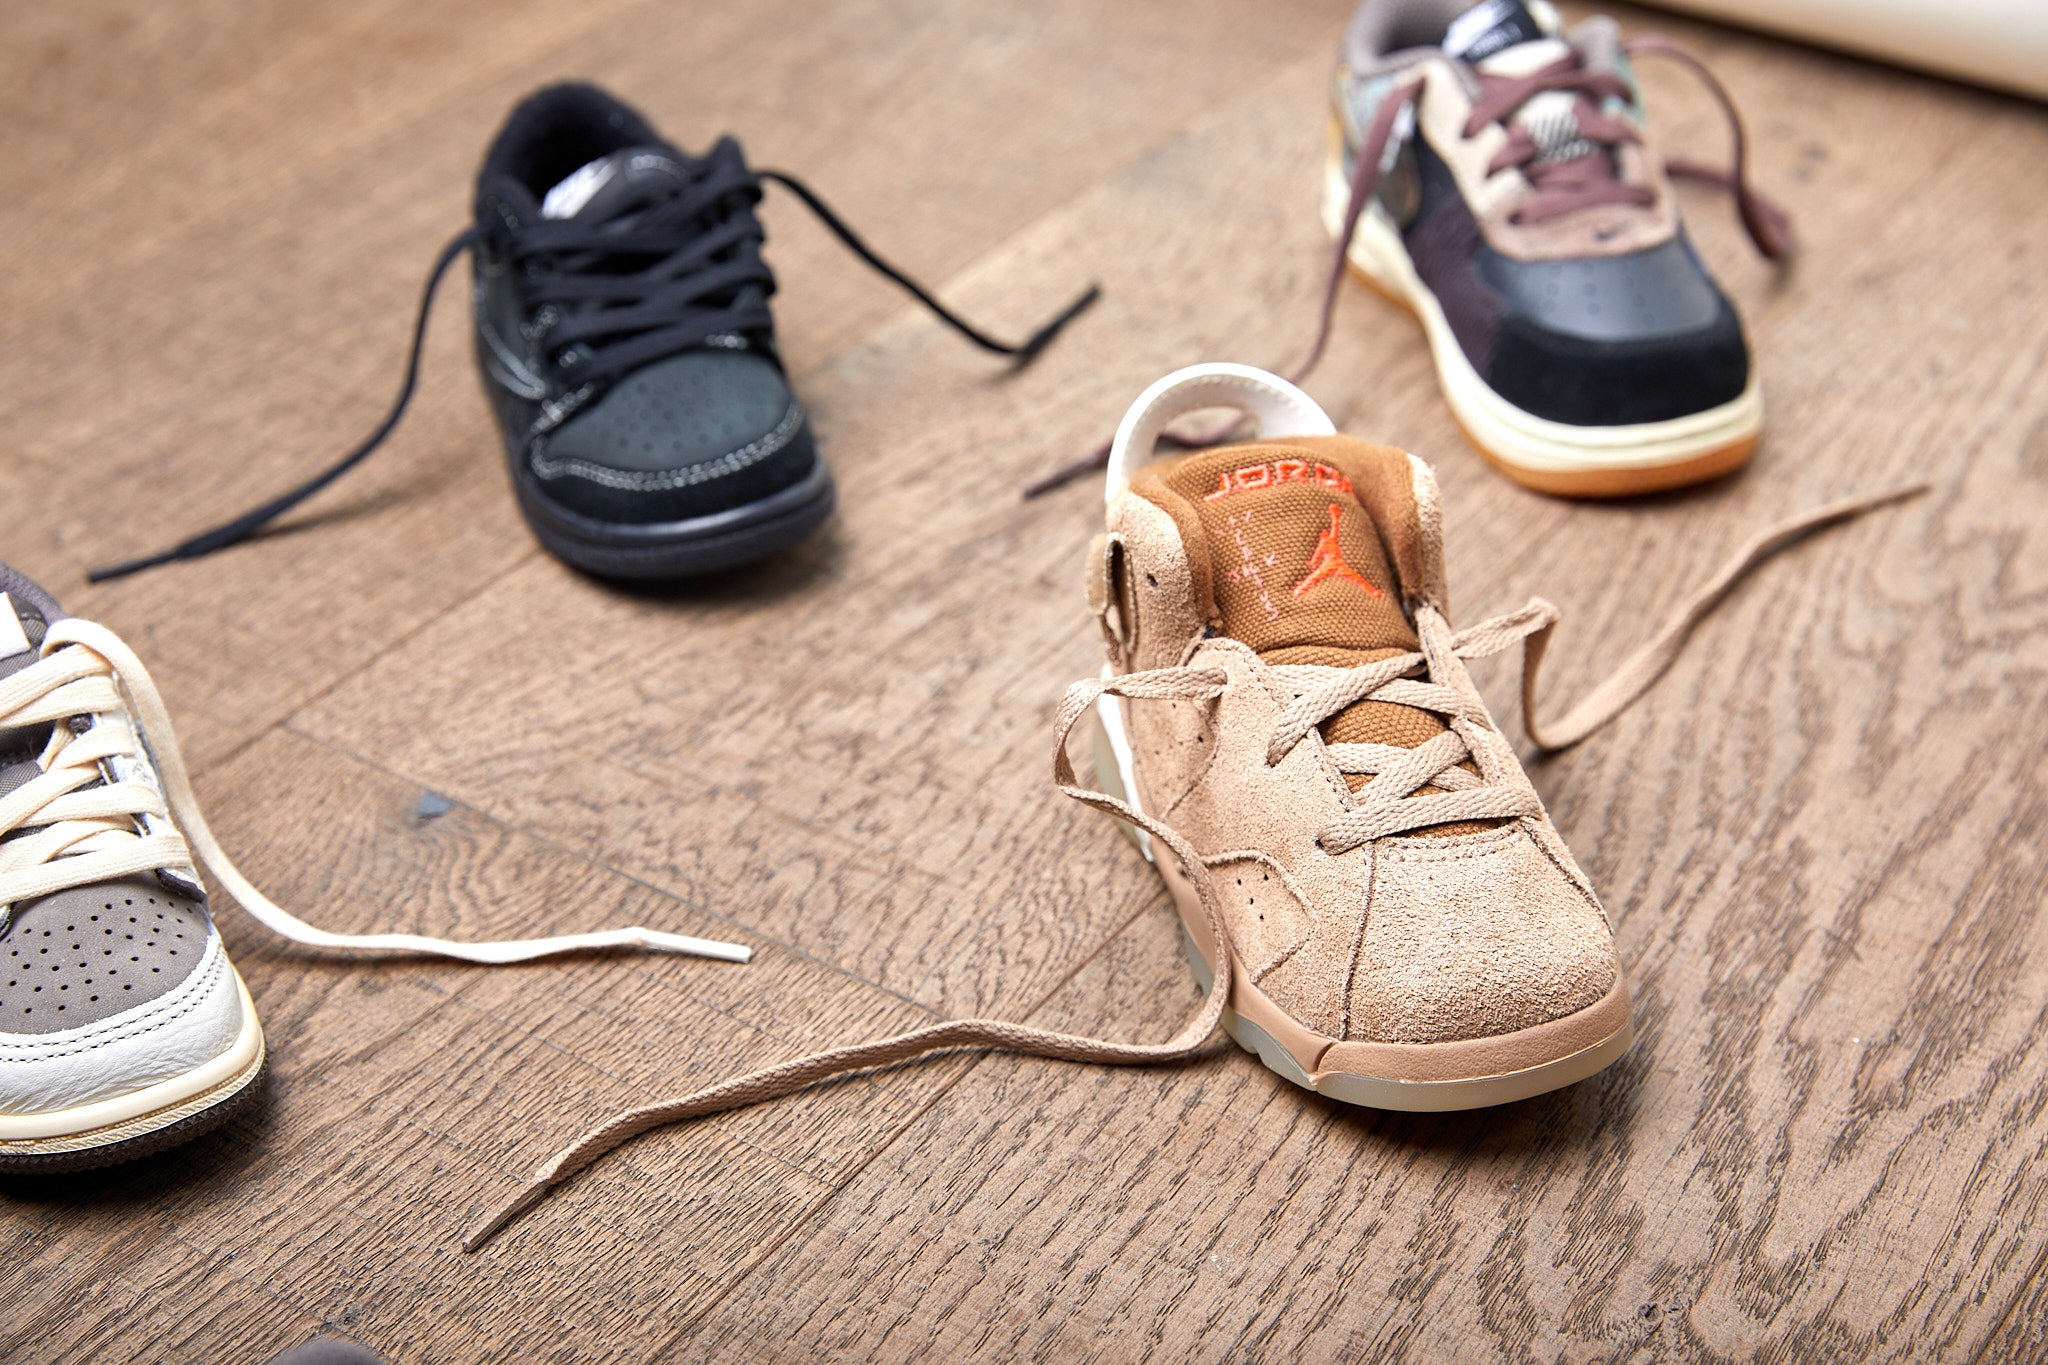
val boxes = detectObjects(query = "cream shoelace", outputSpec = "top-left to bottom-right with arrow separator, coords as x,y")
463,483 -> 1923,1250
0,617 -> 750,963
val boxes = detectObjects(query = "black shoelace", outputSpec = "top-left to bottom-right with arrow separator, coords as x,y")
90,150 -> 1098,582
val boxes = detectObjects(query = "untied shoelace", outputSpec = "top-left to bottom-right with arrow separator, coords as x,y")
461,480 -> 1925,1251
89,165 -> 1100,582
1022,33 -> 1789,497
0,618 -> 751,963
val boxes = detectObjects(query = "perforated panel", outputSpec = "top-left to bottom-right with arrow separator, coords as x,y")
0,877 -> 212,1034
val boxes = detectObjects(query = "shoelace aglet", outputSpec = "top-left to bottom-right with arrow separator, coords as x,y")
1006,283 -> 1101,367
86,549 -> 184,585
1739,190 -> 1795,263
633,928 -> 754,963
86,495 -> 310,583
465,1178 -> 555,1253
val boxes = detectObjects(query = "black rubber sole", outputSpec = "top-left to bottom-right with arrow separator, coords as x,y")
0,1059 -> 265,1175
514,461 -> 836,581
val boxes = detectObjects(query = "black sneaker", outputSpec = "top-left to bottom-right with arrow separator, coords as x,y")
93,82 -> 1095,584
469,86 -> 832,578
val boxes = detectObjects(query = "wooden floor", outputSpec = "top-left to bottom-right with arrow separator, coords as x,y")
3,1 -> 2045,1360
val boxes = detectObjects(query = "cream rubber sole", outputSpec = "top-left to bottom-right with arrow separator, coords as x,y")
1092,699 -> 1632,1110
0,970 -> 266,1171
1318,152 -> 1762,497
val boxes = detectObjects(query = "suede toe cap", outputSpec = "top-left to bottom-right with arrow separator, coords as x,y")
1344,821 -> 1618,1046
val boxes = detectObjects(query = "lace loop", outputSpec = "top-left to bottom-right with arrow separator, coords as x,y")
1624,35 -> 1792,261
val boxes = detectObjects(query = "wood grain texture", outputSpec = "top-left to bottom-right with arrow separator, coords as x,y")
2,0 -> 2045,1360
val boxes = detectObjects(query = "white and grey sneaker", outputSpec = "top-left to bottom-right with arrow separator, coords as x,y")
0,563 -> 749,1172
0,567 -> 263,1170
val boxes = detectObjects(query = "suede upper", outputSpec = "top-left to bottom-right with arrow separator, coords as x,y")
1094,435 -> 1619,1046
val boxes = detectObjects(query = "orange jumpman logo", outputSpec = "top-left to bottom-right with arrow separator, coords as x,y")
1292,504 -> 1383,599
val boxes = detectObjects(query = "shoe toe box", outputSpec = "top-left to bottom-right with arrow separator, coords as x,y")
1343,822 -> 1620,1046
0,881 -> 245,1116
531,349 -> 820,525
1478,237 -> 1752,427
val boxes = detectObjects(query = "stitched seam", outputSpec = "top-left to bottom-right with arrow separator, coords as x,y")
1254,930 -> 1312,982
0,941 -> 222,1056
1154,709 -> 1220,819
1341,843 -> 1378,1040
483,355 -> 547,401
530,399 -> 805,490
478,317 -> 547,398
1155,641 -> 1261,817
1374,822 -> 1523,862
0,937 -> 224,1057
1200,850 -> 1319,982
1521,819 -> 1608,922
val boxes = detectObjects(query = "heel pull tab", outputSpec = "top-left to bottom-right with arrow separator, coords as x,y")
1104,363 -> 1335,503
1085,531 -> 1135,668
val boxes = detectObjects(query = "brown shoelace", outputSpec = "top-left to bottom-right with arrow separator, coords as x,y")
1022,34 -> 1790,498
464,481 -> 1924,1251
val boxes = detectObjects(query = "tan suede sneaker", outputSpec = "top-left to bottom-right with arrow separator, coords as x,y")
465,364 -> 1920,1248
1084,363 -> 1629,1108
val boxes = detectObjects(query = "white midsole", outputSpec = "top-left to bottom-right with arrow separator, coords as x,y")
0,971 -> 263,1141
1318,157 -> 1762,475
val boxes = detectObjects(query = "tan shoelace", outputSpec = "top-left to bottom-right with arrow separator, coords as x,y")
0,617 -> 751,963
463,482 -> 1924,1250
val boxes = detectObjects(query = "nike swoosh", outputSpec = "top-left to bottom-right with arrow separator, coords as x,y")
478,318 -> 548,400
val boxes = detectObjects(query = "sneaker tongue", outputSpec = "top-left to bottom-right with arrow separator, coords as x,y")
1154,444 -> 1479,821
1441,0 -> 1551,62
1158,445 -> 1417,658
1445,2 -> 1600,169
0,589 -> 52,784
0,592 -> 38,668
540,145 -> 694,223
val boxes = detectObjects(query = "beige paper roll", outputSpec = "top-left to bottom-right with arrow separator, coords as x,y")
1639,0 -> 2048,100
